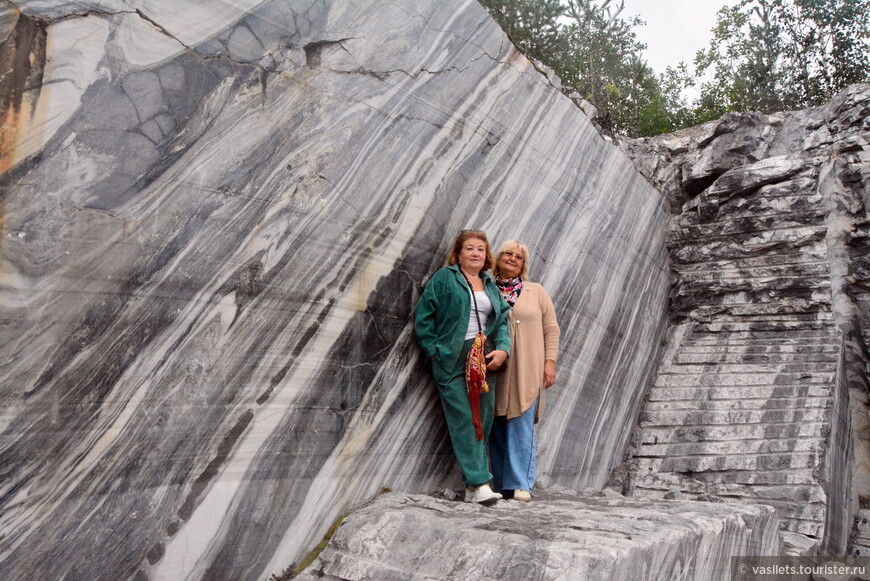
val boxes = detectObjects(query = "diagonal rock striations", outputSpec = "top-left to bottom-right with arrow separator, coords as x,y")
1,0 -> 866,576
0,1 -> 670,579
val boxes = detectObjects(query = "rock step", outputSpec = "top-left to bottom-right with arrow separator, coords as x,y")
659,362 -> 836,375
631,486 -> 823,537
674,338 -> 840,354
639,408 -> 830,427
735,175 -> 819,198
691,325 -> 837,337
713,174 -> 820,202
630,470 -> 812,489
673,244 -> 828,270
670,239 -> 825,264
636,436 -> 822,457
673,276 -> 831,298
677,343 -> 838,355
683,302 -> 830,318
672,352 -> 838,364
637,423 -> 827,446
631,478 -> 824,505
670,239 -> 824,268
649,385 -> 833,401
670,210 -> 828,242
676,288 -> 832,309
782,518 -> 824,538
632,466 -> 822,486
294,492 -> 783,581
671,226 -> 827,263
638,451 -> 819,475
683,331 -> 837,343
674,193 -> 823,227
630,483 -> 824,521
654,371 -> 835,388
672,241 -> 828,264
691,320 -> 835,333
644,396 -> 831,412
676,262 -> 830,283
686,311 -> 834,322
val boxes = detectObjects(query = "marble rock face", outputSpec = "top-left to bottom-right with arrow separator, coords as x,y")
295,491 -> 781,581
0,1 -> 669,579
620,84 -> 870,555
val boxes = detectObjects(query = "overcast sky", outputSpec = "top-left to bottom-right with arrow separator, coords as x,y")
620,0 -> 734,75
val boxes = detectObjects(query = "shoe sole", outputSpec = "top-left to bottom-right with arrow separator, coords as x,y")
476,496 -> 500,506
464,494 -> 502,505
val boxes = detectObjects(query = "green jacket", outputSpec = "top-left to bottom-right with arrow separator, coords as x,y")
415,264 -> 512,380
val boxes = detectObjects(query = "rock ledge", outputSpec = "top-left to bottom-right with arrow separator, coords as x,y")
295,490 -> 780,581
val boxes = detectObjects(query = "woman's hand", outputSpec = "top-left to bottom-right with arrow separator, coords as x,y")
543,359 -> 556,388
486,349 -> 508,371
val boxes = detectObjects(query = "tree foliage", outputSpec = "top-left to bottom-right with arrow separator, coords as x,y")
695,0 -> 870,120
481,0 -> 569,66
478,0 -> 870,137
480,0 -> 690,136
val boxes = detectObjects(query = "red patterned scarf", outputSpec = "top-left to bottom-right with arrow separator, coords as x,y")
465,331 -> 489,440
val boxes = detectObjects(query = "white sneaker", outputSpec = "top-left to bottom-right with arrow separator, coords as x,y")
464,484 -> 502,505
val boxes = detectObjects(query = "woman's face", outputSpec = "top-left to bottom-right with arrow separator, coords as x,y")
497,246 -> 524,279
458,237 -> 487,274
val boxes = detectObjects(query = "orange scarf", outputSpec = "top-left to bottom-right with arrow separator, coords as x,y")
465,331 -> 489,440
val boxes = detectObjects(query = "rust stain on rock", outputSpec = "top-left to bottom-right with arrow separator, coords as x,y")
0,12 -> 48,176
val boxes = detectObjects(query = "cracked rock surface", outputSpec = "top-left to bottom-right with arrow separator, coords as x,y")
295,491 -> 780,581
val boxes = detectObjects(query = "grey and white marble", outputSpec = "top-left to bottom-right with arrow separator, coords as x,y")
0,1 -> 670,579
620,84 -> 870,555
295,491 -> 781,581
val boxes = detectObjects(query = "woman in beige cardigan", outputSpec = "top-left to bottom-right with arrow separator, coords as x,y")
489,240 -> 560,501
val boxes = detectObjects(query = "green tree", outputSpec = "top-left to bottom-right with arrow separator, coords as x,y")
560,0 -> 653,133
480,0 -> 689,136
695,0 -> 870,119
479,0 -> 568,67
479,0 -> 869,136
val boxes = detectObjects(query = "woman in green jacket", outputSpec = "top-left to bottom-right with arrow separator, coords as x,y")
415,230 -> 512,505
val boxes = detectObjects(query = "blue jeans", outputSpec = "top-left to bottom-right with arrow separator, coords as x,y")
489,400 -> 537,491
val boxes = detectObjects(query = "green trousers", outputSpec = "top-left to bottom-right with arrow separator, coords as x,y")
434,338 -> 496,487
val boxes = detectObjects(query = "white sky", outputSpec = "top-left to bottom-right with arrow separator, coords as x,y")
620,0 -> 734,74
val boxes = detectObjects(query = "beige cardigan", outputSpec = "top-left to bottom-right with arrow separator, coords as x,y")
494,281 -> 560,420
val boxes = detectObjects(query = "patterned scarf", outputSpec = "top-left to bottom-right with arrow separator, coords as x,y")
496,276 -> 523,307
465,332 -> 489,440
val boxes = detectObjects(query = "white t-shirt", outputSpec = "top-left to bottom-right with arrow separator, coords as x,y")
465,290 -> 493,340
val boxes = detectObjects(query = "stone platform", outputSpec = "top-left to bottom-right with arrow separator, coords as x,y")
294,490 -> 780,581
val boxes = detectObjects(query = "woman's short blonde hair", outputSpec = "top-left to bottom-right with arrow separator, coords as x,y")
493,240 -> 530,279
446,230 -> 495,272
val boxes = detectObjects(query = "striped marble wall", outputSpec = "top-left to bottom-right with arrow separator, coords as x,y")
0,1 -> 670,578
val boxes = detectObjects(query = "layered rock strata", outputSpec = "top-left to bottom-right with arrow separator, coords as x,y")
621,85 -> 870,555
850,509 -> 870,556
0,1 -> 669,579
295,491 -> 781,581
